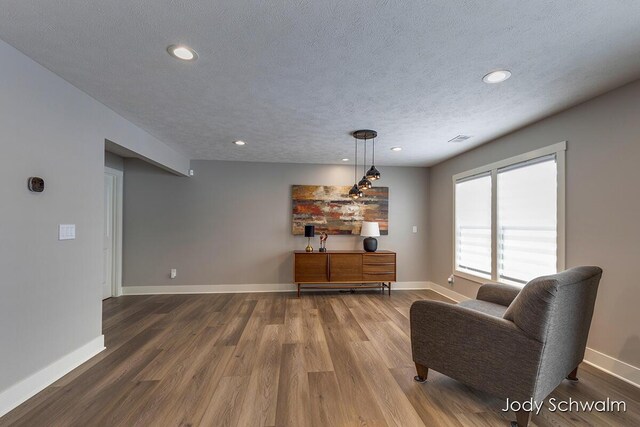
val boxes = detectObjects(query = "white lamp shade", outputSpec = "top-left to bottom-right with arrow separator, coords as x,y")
360,221 -> 380,237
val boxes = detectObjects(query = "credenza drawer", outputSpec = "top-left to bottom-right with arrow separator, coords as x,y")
363,273 -> 396,281
363,263 -> 396,274
363,254 -> 395,265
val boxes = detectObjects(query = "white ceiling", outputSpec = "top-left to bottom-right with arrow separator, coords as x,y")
2,1 -> 640,166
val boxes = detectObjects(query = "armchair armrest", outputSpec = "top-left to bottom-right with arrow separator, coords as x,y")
410,300 -> 542,401
476,283 -> 521,307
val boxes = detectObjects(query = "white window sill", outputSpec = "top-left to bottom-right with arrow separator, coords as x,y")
453,270 -> 493,285
453,271 -> 526,288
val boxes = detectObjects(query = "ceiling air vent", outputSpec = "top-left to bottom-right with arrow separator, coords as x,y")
448,135 -> 472,143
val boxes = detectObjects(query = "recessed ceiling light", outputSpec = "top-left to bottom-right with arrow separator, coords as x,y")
390,147 -> 402,152
167,45 -> 198,61
341,158 -> 349,162
233,140 -> 246,146
482,70 -> 511,84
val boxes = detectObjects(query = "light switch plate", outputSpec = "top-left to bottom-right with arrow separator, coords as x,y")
59,224 -> 76,240
412,226 -> 418,233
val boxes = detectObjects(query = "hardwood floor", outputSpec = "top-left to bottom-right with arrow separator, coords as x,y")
2,290 -> 639,426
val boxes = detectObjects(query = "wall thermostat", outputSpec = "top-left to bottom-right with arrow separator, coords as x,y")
28,177 -> 45,192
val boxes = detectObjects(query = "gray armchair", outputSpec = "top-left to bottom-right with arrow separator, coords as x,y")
410,266 -> 602,426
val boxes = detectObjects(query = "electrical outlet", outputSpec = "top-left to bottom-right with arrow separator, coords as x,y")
170,269 -> 177,279
412,226 -> 418,233
447,275 -> 454,285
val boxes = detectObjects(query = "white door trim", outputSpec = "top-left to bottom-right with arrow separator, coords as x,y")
104,167 -> 123,297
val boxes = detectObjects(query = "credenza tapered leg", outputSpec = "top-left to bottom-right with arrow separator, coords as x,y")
297,283 -> 300,298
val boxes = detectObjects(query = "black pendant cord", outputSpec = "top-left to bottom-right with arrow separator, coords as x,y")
363,137 -> 367,175
354,135 -> 358,183
372,136 -> 375,166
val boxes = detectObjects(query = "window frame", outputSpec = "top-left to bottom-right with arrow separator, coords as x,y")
452,141 -> 566,284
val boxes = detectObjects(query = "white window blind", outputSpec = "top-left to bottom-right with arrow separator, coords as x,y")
455,173 -> 492,278
497,156 -> 557,284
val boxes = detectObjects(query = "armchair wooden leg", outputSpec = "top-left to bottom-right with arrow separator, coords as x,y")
567,365 -> 579,381
511,409 -> 531,427
413,363 -> 429,383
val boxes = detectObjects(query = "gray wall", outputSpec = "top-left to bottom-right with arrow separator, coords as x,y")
0,37 -> 189,400
123,160 -> 429,286
105,151 -> 124,171
428,79 -> 640,368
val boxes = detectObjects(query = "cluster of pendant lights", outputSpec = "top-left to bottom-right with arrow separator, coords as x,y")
349,129 -> 381,199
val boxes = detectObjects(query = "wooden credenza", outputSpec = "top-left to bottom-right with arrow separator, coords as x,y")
293,250 -> 396,296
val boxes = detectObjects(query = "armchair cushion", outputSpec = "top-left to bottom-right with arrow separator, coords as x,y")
503,277 -> 558,341
476,282 -> 522,307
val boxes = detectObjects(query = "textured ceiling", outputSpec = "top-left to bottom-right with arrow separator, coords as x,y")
2,1 -> 640,166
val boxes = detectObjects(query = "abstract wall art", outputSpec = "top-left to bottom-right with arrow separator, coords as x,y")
291,185 -> 389,235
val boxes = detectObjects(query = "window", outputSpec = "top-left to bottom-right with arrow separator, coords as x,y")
497,156 -> 558,283
455,173 -> 492,278
453,142 -> 565,285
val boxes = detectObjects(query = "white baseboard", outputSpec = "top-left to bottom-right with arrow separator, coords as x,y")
583,348 -> 640,389
123,283 -> 294,295
0,335 -> 105,417
393,281 -> 430,290
425,281 -> 471,302
427,281 -> 640,389
122,281 -> 431,295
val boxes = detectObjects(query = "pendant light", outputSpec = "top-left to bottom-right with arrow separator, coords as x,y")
366,135 -> 381,181
348,134 -> 363,199
358,135 -> 373,190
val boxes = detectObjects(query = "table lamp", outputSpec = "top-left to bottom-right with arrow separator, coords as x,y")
360,221 -> 380,252
304,225 -> 315,252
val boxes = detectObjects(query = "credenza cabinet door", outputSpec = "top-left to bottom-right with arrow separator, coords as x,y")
294,254 -> 328,282
328,254 -> 363,282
